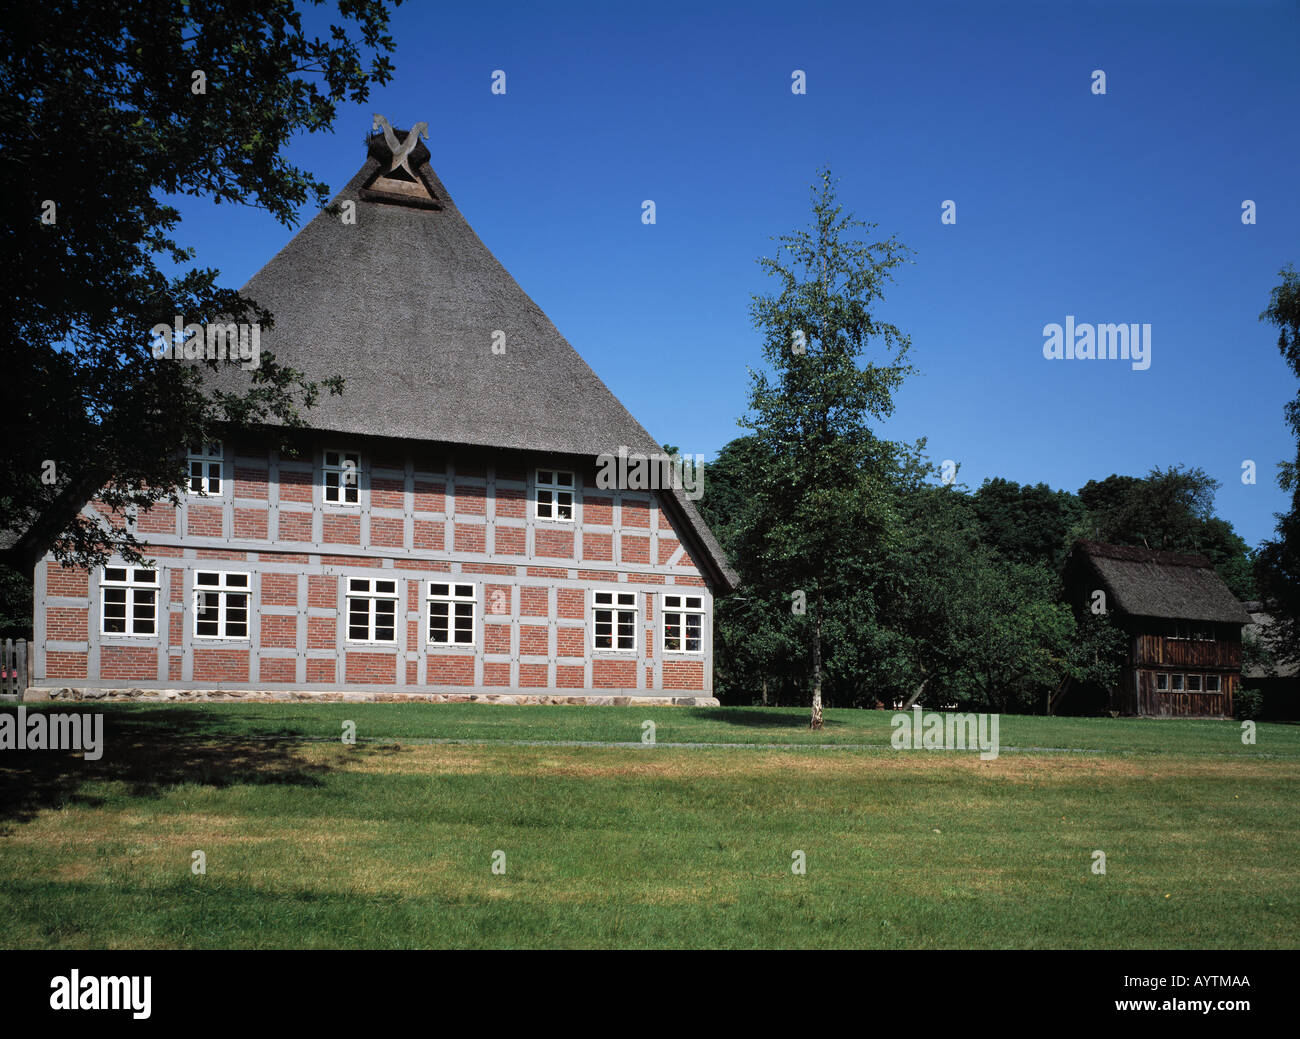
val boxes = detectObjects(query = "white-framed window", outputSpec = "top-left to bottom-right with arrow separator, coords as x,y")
428,581 -> 476,645
194,571 -> 250,639
593,590 -> 636,652
1171,674 -> 1185,692
1187,674 -> 1203,692
535,469 -> 574,521
347,577 -> 398,643
1156,673 -> 1169,691
100,566 -> 159,636
663,593 -> 704,653
1206,675 -> 1221,692
187,442 -> 223,495
323,449 -> 360,505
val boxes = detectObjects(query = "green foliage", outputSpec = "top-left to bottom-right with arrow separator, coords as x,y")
0,0 -> 400,573
739,167 -> 915,722
973,478 -> 1085,572
1235,688 -> 1265,721
1255,264 -> 1300,667
0,565 -> 33,641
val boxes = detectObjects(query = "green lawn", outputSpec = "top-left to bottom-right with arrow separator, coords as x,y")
1,703 -> 1296,948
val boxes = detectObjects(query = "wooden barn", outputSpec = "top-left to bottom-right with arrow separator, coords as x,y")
26,121 -> 736,705
1062,541 -> 1251,718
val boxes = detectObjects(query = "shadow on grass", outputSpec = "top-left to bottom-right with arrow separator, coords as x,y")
690,707 -> 846,729
0,706 -> 331,829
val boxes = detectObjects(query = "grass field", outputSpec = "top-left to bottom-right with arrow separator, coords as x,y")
1,703 -> 1296,949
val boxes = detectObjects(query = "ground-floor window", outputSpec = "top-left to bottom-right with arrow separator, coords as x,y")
663,594 -> 704,653
428,582 -> 475,645
347,578 -> 398,642
194,571 -> 250,639
593,590 -> 636,651
100,567 -> 158,636
1157,672 -> 1226,695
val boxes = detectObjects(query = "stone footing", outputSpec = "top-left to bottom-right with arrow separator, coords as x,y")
22,687 -> 718,708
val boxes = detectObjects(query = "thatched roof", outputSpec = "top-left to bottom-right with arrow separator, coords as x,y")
212,125 -> 736,591
1070,541 -> 1250,625
1242,602 -> 1299,678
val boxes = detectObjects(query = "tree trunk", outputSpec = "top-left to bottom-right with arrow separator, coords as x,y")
810,595 -> 824,729
761,676 -> 769,707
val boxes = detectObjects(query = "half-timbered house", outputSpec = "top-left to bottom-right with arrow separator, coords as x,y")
28,123 -> 736,705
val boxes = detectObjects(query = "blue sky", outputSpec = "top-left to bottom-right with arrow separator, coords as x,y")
176,0 -> 1299,547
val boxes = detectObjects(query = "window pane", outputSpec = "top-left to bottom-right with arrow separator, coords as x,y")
1188,675 -> 1202,691
105,567 -> 126,583
686,614 -> 702,651
1172,675 -> 1184,691
350,579 -> 369,592
429,602 -> 449,642
455,585 -> 473,599
227,574 -> 248,588
197,572 -> 219,586
432,583 -> 449,598
376,580 -> 396,595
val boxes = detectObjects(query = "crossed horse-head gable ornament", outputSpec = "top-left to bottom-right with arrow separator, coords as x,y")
372,114 -> 429,177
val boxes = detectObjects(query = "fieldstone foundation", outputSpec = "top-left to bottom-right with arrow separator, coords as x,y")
23,686 -> 718,707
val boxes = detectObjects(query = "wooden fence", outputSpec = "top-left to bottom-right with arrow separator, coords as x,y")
1,638 -> 29,699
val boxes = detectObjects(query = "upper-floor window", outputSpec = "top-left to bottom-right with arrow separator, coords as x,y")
188,443 -> 223,495
323,450 -> 360,505
663,594 -> 704,653
535,469 -> 574,521
347,577 -> 398,643
194,571 -> 250,639
428,582 -> 476,645
593,590 -> 636,652
100,567 -> 158,636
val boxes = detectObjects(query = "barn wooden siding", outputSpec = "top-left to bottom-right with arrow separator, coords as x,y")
1125,630 -> 1239,718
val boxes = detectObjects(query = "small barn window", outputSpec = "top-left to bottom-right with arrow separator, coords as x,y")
1156,673 -> 1169,691
1171,674 -> 1185,691
663,594 -> 704,653
347,577 -> 398,643
100,567 -> 159,636
323,450 -> 361,504
1188,675 -> 1202,692
535,469 -> 574,521
428,582 -> 476,645
1206,675 -> 1221,692
593,590 -> 636,651
187,442 -> 223,495
193,571 -> 250,639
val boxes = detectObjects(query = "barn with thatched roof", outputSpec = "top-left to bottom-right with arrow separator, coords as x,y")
1062,541 -> 1251,717
27,121 -> 734,705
